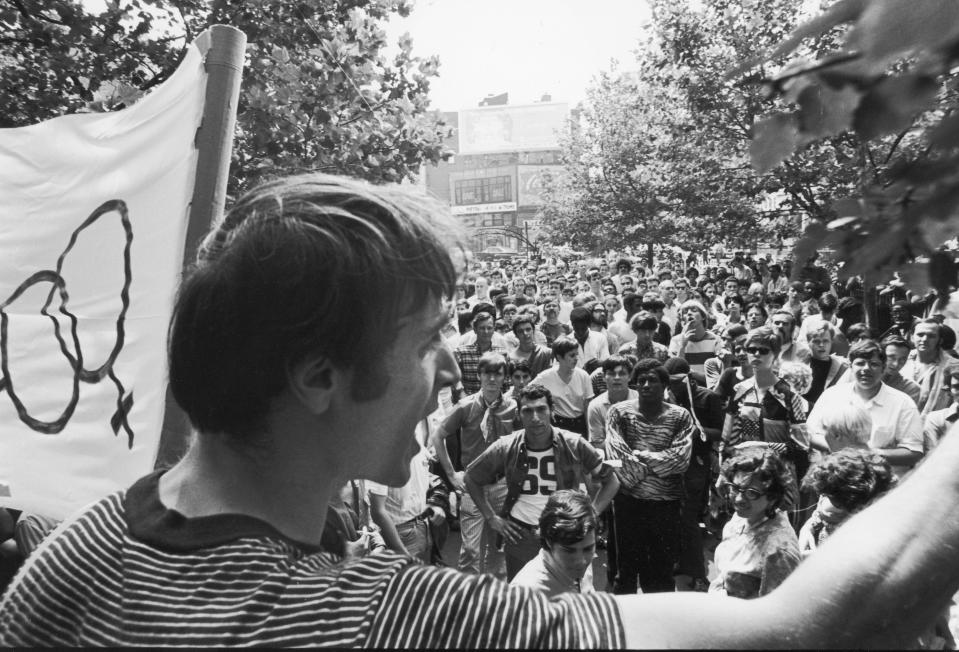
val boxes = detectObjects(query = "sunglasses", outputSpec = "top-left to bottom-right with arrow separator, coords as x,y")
723,482 -> 765,501
746,346 -> 771,355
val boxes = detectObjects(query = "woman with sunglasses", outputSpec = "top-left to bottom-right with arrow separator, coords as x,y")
710,446 -> 801,599
722,327 -> 810,526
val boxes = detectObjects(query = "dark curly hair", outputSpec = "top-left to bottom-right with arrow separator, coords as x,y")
801,449 -> 896,512
720,446 -> 792,517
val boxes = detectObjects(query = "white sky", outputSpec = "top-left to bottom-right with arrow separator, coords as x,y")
384,0 -> 653,111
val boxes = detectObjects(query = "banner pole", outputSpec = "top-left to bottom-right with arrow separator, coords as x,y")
156,24 -> 247,468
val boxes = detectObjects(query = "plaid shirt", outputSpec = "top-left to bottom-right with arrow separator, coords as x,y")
454,343 -> 508,395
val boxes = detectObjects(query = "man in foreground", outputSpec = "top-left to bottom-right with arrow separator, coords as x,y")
3,173 -> 959,648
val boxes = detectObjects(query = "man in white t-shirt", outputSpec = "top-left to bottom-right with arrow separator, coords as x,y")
530,337 -> 594,437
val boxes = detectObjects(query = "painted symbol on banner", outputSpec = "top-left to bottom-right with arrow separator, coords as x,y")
0,199 -> 134,447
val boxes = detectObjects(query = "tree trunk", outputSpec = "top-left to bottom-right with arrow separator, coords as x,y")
647,241 -> 655,271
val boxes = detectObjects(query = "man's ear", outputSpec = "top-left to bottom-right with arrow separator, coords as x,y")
287,354 -> 342,415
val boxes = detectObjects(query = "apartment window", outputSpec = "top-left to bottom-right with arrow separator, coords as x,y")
454,175 -> 512,205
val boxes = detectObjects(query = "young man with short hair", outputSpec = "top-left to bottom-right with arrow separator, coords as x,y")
433,352 -> 516,577
808,340 -> 923,478
464,384 -> 619,580
510,489 -> 599,597
509,314 -> 553,378
902,319 -> 959,416
881,335 -> 921,406
530,337 -> 594,437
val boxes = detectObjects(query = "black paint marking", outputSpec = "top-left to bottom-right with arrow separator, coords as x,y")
0,200 -> 135,447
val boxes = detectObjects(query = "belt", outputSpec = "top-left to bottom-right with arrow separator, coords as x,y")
507,514 -> 540,537
397,508 -> 433,528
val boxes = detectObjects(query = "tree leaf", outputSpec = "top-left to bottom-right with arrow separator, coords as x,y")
853,74 -> 940,139
929,113 -> 959,151
750,113 -> 800,173
849,0 -> 959,68
797,82 -> 860,139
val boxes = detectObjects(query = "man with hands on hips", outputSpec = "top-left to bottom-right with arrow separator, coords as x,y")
464,384 -> 619,580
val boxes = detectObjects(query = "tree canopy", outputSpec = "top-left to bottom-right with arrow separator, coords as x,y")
0,0 -> 452,193
540,0 -> 936,269
736,0 -> 959,293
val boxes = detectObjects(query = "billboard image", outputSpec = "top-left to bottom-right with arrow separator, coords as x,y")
458,103 -> 569,154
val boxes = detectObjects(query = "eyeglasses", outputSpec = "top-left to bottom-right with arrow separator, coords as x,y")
746,346 -> 771,355
723,482 -> 765,501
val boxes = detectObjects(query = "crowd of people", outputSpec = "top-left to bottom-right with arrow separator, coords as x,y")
3,174 -> 959,647
419,244 -> 959,644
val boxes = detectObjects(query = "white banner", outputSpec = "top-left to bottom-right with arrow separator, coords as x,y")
0,35 -> 209,519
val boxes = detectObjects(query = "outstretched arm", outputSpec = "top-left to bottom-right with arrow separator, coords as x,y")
616,421 -> 959,648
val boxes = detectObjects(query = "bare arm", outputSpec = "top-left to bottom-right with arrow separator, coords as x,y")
590,471 -> 619,515
368,493 -> 407,556
617,422 -> 959,648
431,425 -> 465,492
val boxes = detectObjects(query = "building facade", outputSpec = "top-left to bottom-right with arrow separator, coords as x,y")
423,97 -> 568,257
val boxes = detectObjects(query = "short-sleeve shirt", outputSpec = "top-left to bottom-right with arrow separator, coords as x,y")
807,382 -> 923,477
531,367 -> 594,419
437,393 -> 517,468
587,390 -> 638,447
0,471 -> 626,648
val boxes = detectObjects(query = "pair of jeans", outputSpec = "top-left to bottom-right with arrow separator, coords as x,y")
612,494 -> 681,594
395,518 -> 431,564
504,522 -> 541,581
458,482 -> 507,579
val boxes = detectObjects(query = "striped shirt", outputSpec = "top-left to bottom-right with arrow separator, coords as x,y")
604,402 -> 694,501
0,471 -> 625,648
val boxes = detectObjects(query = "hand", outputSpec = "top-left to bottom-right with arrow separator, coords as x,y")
343,529 -> 372,560
628,451 -> 649,480
487,515 -> 525,545
450,470 -> 466,493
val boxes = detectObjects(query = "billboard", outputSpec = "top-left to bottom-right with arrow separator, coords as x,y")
517,165 -> 566,207
458,103 -> 569,154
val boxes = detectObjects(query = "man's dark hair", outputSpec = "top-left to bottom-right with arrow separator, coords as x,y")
508,359 -> 532,377
602,354 -> 634,375
551,336 -> 579,359
615,257 -> 633,272
569,306 -> 591,327
630,358 -> 669,386
538,490 -> 597,550
471,312 -> 494,329
848,339 -> 886,364
641,298 -> 666,312
511,314 -> 537,335
477,352 -> 508,376
471,302 -> 496,321
518,383 -> 554,411
880,335 -> 911,351
170,173 -> 463,440
818,293 -> 839,314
